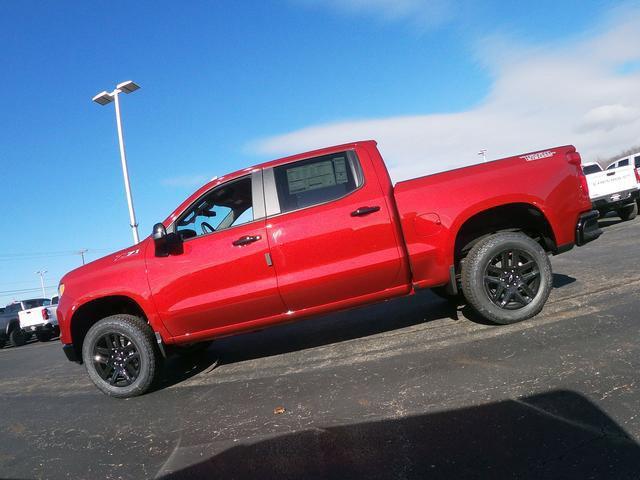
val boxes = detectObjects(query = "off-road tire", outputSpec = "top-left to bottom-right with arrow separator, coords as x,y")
35,331 -> 53,342
82,315 -> 159,398
461,232 -> 552,325
618,202 -> 637,221
10,327 -> 27,347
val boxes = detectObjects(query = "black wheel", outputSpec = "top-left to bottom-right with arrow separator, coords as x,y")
35,331 -> 53,342
10,327 -> 27,347
431,286 -> 464,304
82,315 -> 159,398
618,202 -> 637,221
461,232 -> 552,325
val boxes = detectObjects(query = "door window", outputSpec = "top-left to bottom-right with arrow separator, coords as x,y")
272,152 -> 363,214
175,176 -> 254,240
619,159 -> 630,167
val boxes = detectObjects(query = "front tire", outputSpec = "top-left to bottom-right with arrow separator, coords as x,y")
461,232 -> 552,325
618,202 -> 637,221
82,315 -> 159,398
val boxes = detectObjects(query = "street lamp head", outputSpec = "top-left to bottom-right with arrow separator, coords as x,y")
117,80 -> 140,94
92,91 -> 113,106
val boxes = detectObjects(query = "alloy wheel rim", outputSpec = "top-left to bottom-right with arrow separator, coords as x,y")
483,249 -> 541,310
93,333 -> 141,387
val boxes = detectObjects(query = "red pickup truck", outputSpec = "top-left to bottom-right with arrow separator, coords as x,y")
57,141 -> 600,397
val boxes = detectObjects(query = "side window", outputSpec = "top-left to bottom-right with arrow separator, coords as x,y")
634,156 -> 640,168
607,163 -> 617,170
273,152 -> 363,213
175,176 -> 253,240
619,159 -> 630,167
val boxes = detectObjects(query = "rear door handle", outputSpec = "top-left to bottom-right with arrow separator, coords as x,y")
232,235 -> 261,246
351,206 -> 380,217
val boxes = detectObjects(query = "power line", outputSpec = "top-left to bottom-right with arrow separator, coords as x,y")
0,285 -> 58,295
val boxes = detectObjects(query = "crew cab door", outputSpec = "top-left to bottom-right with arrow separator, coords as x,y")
145,172 -> 286,338
263,148 -> 408,312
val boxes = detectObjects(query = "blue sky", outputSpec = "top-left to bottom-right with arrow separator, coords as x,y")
0,0 -> 637,304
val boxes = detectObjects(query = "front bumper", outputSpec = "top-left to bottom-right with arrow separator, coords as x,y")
62,344 -> 81,363
576,210 -> 602,246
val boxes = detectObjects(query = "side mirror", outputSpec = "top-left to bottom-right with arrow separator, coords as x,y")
152,223 -> 167,240
152,223 -> 183,257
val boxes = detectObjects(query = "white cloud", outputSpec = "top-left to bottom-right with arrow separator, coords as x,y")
161,174 -> 210,188
292,0 -> 452,28
252,9 -> 640,181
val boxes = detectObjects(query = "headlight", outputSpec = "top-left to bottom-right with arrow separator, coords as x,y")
58,283 -> 65,298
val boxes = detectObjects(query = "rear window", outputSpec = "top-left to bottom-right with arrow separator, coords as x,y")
582,164 -> 602,175
23,299 -> 47,309
273,151 -> 362,213
635,156 -> 640,168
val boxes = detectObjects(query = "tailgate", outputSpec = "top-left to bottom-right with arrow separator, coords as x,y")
19,307 -> 56,327
587,166 -> 637,200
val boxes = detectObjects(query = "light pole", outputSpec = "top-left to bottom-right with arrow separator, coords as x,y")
478,149 -> 488,163
35,270 -> 47,298
92,80 -> 141,244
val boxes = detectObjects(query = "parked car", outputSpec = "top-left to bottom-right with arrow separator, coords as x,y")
584,163 -> 639,220
607,153 -> 640,208
57,141 -> 600,397
18,297 -> 59,342
0,300 -> 41,347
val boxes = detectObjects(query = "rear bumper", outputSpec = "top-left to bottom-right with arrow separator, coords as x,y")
576,210 -> 602,246
62,344 -> 81,363
592,189 -> 638,212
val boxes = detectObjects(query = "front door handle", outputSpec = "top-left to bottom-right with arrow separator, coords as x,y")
351,206 -> 380,217
232,235 -> 261,246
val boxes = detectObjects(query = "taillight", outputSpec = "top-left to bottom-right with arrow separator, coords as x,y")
567,151 -> 590,197
635,168 -> 640,184
42,308 -> 49,320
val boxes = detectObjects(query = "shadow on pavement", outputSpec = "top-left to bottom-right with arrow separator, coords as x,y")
154,270 -> 581,388
152,291 -> 458,388
208,290 -> 458,366
159,390 -> 640,480
553,273 -> 576,288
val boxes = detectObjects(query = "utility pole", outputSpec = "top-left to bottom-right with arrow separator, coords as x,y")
35,270 -> 47,298
77,249 -> 88,265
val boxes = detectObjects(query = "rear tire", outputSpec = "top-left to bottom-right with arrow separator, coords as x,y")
10,327 -> 27,347
35,331 -> 53,342
618,202 -> 637,221
461,232 -> 552,325
82,315 -> 159,398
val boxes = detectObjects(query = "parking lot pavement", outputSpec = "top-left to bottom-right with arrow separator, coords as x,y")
1,217 -> 640,479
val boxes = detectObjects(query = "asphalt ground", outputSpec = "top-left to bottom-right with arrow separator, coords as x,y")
1,214 -> 640,479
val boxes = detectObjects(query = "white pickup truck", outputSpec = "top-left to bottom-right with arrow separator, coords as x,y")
582,163 -> 639,221
18,297 -> 59,342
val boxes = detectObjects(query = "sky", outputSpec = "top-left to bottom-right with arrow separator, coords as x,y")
1,0 -> 639,304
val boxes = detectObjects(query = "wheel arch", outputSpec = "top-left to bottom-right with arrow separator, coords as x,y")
453,202 -> 557,269
68,295 -> 150,363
